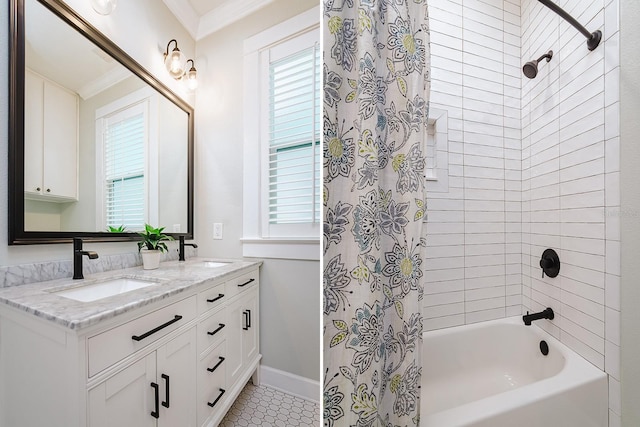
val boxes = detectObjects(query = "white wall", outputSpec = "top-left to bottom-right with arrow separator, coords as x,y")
424,0 -> 522,330
193,0 -> 320,384
619,0 -> 640,424
0,0 -> 194,265
158,96 -> 189,231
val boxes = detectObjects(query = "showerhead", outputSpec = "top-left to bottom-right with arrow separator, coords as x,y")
523,61 -> 538,79
523,50 -> 553,79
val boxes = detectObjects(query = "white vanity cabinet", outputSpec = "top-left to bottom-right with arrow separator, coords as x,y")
24,69 -> 78,201
0,263 -> 261,427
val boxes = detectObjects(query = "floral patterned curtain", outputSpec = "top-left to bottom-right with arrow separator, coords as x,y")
323,0 -> 430,425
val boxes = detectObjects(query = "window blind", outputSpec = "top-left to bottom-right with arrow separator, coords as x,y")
103,112 -> 145,230
268,44 -> 320,225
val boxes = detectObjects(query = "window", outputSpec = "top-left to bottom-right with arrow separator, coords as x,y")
243,7 -> 320,260
268,45 -> 320,225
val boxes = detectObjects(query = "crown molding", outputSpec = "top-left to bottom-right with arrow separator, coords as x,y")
196,0 -> 275,40
162,0 -> 199,41
77,66 -> 131,100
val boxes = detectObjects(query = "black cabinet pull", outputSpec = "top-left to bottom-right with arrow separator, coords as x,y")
242,311 -> 249,330
161,374 -> 170,408
207,357 -> 225,373
132,315 -> 183,341
238,278 -> 255,287
207,388 -> 226,407
207,293 -> 224,303
150,382 -> 159,419
207,323 -> 225,336
247,309 -> 251,328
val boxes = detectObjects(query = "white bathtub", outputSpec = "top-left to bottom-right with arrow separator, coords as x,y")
420,316 -> 608,427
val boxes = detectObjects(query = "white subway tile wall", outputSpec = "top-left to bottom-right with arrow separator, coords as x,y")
426,0 -> 522,331
425,0 -> 620,423
522,0 -> 620,423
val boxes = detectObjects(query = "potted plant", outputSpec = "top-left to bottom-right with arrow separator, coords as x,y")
137,224 -> 173,270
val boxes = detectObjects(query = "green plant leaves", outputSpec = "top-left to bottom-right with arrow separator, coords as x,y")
137,223 -> 174,252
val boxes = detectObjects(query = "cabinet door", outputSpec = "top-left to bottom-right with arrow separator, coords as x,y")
24,70 -> 44,195
43,81 -> 77,199
226,297 -> 244,387
242,288 -> 259,365
88,353 -> 157,427
157,327 -> 197,427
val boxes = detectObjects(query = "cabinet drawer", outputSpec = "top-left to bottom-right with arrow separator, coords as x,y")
198,340 -> 227,427
198,281 -> 226,315
88,296 -> 197,377
226,269 -> 258,299
197,307 -> 227,355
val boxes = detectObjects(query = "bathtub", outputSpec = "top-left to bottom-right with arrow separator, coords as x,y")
420,316 -> 608,427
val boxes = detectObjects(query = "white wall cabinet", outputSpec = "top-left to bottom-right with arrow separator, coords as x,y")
0,265 -> 261,427
24,69 -> 78,201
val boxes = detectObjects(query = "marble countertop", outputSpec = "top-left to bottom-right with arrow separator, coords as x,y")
0,258 -> 261,331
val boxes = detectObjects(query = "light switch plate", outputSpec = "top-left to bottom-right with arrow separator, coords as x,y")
213,223 -> 223,240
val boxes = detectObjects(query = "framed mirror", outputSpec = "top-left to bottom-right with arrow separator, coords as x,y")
8,0 -> 194,244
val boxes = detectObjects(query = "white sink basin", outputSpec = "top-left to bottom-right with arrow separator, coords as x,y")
200,261 -> 229,268
53,277 -> 159,302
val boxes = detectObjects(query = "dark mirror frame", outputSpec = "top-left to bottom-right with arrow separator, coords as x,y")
8,0 -> 194,245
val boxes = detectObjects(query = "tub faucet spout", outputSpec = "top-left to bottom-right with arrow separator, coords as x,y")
523,307 -> 554,325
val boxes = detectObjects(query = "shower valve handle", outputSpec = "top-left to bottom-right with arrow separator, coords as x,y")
539,249 -> 560,279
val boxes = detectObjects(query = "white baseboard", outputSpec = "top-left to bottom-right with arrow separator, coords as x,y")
260,365 -> 320,403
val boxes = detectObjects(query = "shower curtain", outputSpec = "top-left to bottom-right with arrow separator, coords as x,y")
323,0 -> 430,425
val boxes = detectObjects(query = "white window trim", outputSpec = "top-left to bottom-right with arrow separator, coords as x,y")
242,6 -> 320,261
94,86 -> 158,231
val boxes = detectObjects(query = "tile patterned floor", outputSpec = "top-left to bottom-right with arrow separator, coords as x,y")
219,382 -> 320,426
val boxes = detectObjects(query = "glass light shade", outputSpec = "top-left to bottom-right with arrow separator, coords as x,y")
90,0 -> 117,15
165,48 -> 187,79
185,67 -> 198,91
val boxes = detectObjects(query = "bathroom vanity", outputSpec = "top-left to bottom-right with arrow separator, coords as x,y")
0,259 -> 260,427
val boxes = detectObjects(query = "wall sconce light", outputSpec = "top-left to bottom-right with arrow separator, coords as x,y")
90,0 -> 117,15
164,39 -> 187,79
163,40 -> 198,90
183,59 -> 198,91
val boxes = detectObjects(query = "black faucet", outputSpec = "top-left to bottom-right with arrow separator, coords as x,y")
73,238 -> 99,280
523,307 -> 554,325
178,236 -> 198,261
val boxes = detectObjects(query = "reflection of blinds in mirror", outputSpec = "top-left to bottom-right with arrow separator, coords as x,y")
104,112 -> 145,230
268,44 -> 320,225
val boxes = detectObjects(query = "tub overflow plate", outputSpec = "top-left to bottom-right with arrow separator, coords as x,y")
540,340 -> 549,356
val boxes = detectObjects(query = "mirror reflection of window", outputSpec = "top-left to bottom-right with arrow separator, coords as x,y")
102,105 -> 146,231
94,88 -> 157,232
